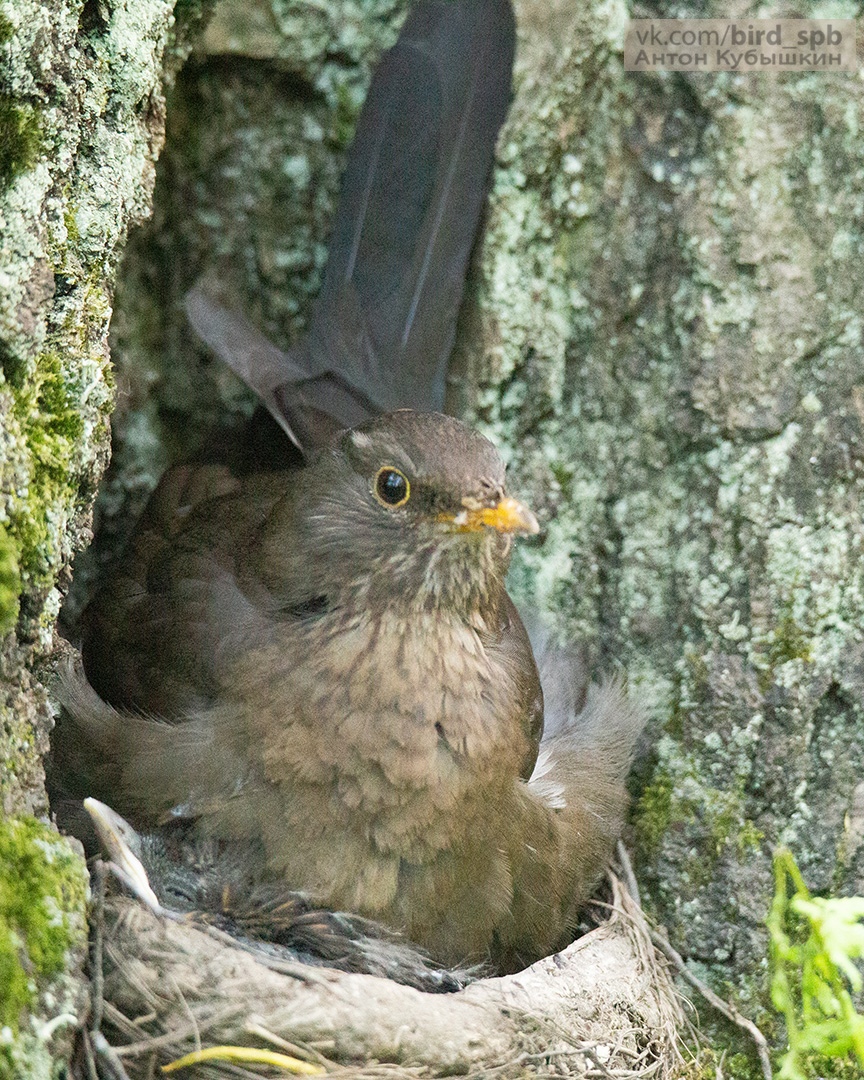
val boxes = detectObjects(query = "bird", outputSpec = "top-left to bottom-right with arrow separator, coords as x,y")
50,0 -> 647,976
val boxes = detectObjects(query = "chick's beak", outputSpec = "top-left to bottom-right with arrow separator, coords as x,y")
448,496 -> 540,536
83,797 -> 162,913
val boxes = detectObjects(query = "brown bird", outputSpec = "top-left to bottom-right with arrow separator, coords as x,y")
51,0 -> 646,975
58,409 -> 644,970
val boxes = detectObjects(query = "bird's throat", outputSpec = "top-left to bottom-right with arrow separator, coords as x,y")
344,529 -> 510,624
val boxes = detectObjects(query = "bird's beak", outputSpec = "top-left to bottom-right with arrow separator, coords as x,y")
83,797 -> 162,913
445,496 -> 540,536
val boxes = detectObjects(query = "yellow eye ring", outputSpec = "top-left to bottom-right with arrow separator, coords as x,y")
374,466 -> 410,508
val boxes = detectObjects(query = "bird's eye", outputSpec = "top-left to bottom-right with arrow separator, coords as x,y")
374,466 -> 410,508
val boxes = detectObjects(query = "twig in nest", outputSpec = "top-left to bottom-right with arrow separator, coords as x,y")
244,1022 -> 331,1069
167,973 -> 201,1057
646,929 -> 772,1080
161,1045 -> 325,1074
91,860 -> 108,1035
581,1046 -> 616,1079
113,1007 -> 245,1059
598,873 -> 688,1076
82,1029 -> 99,1080
93,1031 -> 135,1080
616,842 -> 641,909
610,847 -> 772,1080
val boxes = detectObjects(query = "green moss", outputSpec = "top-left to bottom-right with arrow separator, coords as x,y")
62,206 -> 79,246
735,818 -> 765,856
10,351 -> 86,588
330,79 -> 363,149
793,1059 -> 863,1079
0,13 -> 12,44
701,787 -> 762,859
634,768 -> 673,856
0,524 -> 20,635
769,610 -> 813,669
0,95 -> 42,192
684,1047 -> 757,1080
0,818 -> 88,1034
635,759 -> 762,873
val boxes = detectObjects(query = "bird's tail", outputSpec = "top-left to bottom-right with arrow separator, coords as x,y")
186,0 -> 516,452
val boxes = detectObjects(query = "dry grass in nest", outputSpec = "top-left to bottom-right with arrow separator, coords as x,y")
69,865 -> 715,1080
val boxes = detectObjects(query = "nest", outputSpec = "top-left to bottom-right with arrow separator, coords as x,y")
75,873 -> 695,1080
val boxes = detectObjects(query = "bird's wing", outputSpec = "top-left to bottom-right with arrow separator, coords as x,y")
490,677 -> 648,971
51,667 -> 250,828
487,594 -> 545,780
186,0 -> 515,450
80,463 -> 283,716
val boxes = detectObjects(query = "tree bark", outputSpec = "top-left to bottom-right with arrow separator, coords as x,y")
5,0 -> 863,1074
0,0 -> 201,1074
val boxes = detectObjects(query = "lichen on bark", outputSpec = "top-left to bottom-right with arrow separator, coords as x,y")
0,0 -> 205,1073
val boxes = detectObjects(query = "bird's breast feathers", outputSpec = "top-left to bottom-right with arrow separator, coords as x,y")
227,608 -> 529,805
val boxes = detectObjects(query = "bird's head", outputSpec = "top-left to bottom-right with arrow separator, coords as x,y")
273,410 -> 538,618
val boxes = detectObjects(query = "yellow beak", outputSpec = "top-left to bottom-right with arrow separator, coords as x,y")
446,496 -> 540,535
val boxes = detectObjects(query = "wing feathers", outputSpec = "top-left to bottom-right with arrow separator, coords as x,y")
184,0 -> 516,449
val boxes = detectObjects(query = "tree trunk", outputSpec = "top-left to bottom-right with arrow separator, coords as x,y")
4,0 -> 862,1074
0,0 -> 201,1073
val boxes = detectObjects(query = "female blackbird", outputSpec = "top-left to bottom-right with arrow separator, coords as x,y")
58,410 -> 645,971
52,0 -> 645,974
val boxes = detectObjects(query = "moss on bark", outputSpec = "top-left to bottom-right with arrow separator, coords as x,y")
0,0 -> 205,1073
0,818 -> 88,1080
